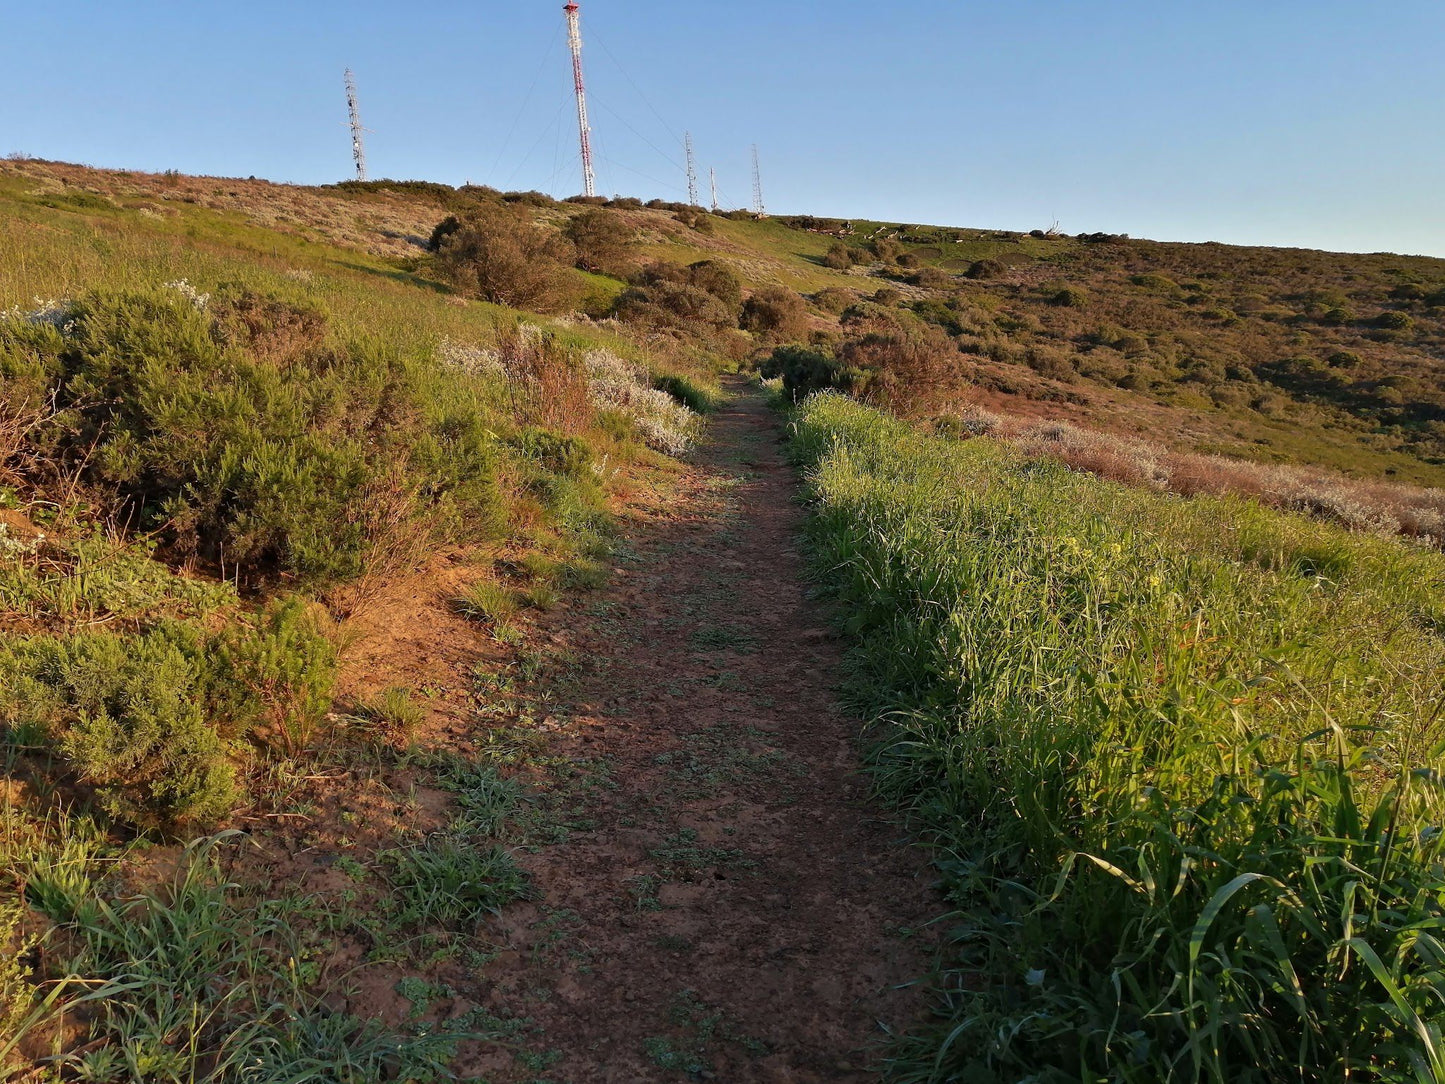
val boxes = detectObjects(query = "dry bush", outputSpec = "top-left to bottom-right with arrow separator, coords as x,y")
1018,421 -> 1166,488
495,323 -> 592,435
993,414 -> 1445,544
841,327 -> 963,415
433,204 -> 574,312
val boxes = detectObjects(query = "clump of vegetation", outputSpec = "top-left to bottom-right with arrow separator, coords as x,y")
563,207 -> 635,274
740,287 -> 809,342
616,260 -> 743,334
432,202 -> 575,311
793,392 -> 1445,1082
1,286 -> 503,585
382,837 -> 532,927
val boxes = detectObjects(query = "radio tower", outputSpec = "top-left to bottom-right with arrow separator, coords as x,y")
685,132 -> 699,207
751,145 -> 766,217
564,2 -> 597,198
710,167 -> 719,213
344,69 -> 368,181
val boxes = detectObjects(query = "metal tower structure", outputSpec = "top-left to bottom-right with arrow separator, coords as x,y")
564,2 -> 597,198
710,167 -> 719,213
685,132 -> 699,206
751,145 -> 765,217
344,69 -> 367,181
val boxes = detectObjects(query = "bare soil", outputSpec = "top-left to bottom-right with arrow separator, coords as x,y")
458,383 -> 936,1082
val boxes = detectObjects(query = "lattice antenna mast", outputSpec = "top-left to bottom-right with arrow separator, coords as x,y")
344,69 -> 368,182
564,2 -> 597,198
685,132 -> 699,206
710,167 -> 719,212
751,145 -> 765,217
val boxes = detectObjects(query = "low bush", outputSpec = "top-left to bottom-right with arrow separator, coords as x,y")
1,624 -> 236,827
741,287 -> 809,342
563,207 -> 634,274
432,203 -> 574,311
0,287 -> 505,586
615,261 -> 741,332
210,598 -> 337,758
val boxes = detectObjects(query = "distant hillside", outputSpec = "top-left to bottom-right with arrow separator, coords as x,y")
5,157 -> 1444,490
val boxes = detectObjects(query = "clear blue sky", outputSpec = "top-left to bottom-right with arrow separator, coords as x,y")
3,2 -> 1442,256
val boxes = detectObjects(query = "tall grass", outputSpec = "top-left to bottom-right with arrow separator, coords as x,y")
792,393 -> 1445,1082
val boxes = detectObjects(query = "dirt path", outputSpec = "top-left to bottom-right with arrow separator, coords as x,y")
468,383 -> 936,1082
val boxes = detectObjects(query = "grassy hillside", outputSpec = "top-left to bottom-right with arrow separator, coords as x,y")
792,393 -> 1445,1082
8,156 -> 1444,489
0,161 -> 715,1075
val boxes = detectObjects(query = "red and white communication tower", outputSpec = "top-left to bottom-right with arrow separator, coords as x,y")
564,2 -> 597,198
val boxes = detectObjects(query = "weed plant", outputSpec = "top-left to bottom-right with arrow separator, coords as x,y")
792,392 -> 1445,1082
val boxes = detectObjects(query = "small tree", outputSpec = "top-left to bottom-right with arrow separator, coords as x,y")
433,205 -> 574,311
741,287 -> 809,341
563,208 -> 635,274
822,242 -> 854,270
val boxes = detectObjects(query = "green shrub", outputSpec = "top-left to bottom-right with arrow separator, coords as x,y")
821,242 -> 854,270
741,287 -> 809,341
563,208 -> 634,273
759,345 -> 855,401
0,287 -> 503,586
966,258 -> 1005,279
9,625 -> 240,828
812,287 -> 855,315
432,203 -> 574,310
210,598 -> 337,757
1374,310 -> 1415,331
506,426 -> 594,476
1048,285 -> 1088,307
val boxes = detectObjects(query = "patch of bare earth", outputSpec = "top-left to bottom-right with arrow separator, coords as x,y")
455,384 -> 935,1082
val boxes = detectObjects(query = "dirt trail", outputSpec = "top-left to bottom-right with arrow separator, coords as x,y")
470,383 -> 936,1082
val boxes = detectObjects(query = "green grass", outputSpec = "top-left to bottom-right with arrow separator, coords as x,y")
791,392 -> 1445,1083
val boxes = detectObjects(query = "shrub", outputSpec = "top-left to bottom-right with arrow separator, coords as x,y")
871,237 -> 904,264
584,350 -> 700,455
1373,310 -> 1414,331
563,208 -> 634,274
812,287 -> 855,314
20,625 -> 239,828
966,258 -> 1005,279
821,242 -> 854,270
838,326 -> 961,412
506,426 -> 593,476
1321,305 -> 1355,325
0,288 -> 504,585
210,598 -> 337,757
432,204 -> 574,311
907,267 -> 954,290
740,287 -> 809,341
614,261 -> 742,331
1048,285 -> 1088,307
760,345 -> 856,401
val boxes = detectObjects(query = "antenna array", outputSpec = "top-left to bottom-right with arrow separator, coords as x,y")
564,2 -> 597,198
344,69 -> 367,181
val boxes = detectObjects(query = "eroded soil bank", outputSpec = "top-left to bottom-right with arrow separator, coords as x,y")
466,383 -> 936,1081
